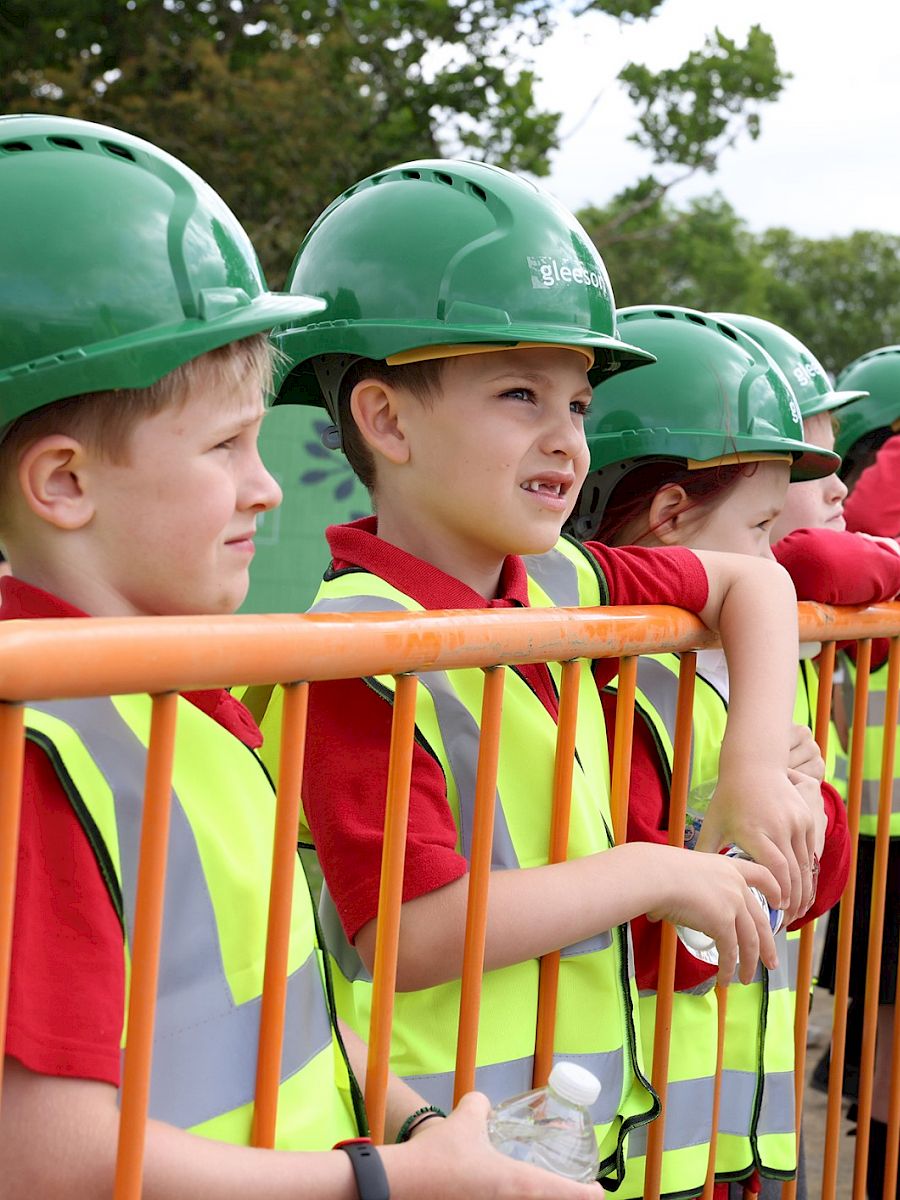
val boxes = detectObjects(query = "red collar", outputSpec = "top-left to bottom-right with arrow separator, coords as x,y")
0,577 -> 262,749
325,516 -> 531,609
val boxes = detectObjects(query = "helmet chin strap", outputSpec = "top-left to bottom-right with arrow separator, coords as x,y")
312,354 -> 362,450
567,458 -> 669,541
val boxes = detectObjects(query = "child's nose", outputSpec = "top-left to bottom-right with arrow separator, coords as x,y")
247,457 -> 283,512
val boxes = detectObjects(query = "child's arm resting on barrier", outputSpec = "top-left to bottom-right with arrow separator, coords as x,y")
774,526 -> 900,604
356,840 -> 779,991
689,551 -> 817,924
0,1058 -> 602,1199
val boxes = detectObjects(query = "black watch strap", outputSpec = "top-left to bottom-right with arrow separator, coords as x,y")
334,1138 -> 390,1200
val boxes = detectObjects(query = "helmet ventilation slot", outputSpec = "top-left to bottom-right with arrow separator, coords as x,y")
1,141 -> 32,152
101,141 -> 137,162
48,136 -> 84,150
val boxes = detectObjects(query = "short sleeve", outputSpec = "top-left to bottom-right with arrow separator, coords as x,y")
6,743 -> 124,1084
583,542 -> 709,612
303,677 -> 469,943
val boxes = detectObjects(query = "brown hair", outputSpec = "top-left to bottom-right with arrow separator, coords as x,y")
595,459 -> 755,546
338,357 -> 445,491
0,335 -> 274,519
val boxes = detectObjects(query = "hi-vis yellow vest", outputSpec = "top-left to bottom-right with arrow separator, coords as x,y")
617,653 -> 807,1188
24,693 -> 361,1148
301,536 -> 659,1185
842,652 -> 900,838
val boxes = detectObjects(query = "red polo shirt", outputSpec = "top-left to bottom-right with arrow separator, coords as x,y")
2,577 -> 264,1085
301,517 -> 708,943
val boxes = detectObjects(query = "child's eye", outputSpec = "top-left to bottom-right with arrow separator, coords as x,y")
501,387 -> 536,403
214,437 -> 238,451
571,400 -> 591,417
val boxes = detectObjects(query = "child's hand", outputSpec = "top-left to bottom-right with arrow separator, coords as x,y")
642,844 -> 780,986
696,762 -> 817,924
390,1091 -> 604,1198
788,724 -> 825,782
787,768 -> 827,861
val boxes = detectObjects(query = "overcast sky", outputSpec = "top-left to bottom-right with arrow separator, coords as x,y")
529,0 -> 900,238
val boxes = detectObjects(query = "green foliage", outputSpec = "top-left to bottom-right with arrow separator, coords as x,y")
579,189 -> 768,313
754,229 -> 900,375
619,25 -> 788,170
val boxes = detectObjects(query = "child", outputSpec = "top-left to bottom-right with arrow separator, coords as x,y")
773,342 -> 900,1199
571,305 -> 850,1198
265,160 -> 817,1187
0,115 -> 602,1200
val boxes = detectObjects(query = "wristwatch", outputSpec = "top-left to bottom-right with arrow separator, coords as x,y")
334,1137 -> 390,1200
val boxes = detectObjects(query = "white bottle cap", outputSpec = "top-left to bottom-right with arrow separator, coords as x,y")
548,1061 -> 602,1107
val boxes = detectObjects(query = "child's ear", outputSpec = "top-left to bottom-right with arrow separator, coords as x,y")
18,435 -> 96,530
648,484 -> 692,545
350,380 -> 410,466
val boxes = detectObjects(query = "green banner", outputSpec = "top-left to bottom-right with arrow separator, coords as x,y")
243,406 -> 371,614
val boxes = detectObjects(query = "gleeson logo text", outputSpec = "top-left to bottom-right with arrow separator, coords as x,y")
527,255 -> 608,292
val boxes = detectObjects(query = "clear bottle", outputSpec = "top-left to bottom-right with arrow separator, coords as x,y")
676,845 -> 785,966
487,1061 -> 601,1183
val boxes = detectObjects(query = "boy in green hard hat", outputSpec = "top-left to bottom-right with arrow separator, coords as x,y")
258,162 -> 820,1186
0,116 -> 601,1200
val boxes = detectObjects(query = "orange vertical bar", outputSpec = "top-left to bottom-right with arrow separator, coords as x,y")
702,984 -> 730,1200
114,692 -> 179,1200
821,638 -> 871,1200
611,655 -> 638,845
853,638 -> 900,1200
454,667 -> 506,1104
884,958 -> 900,1198
782,642 -> 837,1200
252,682 -> 309,1148
781,926 -> 816,1200
365,673 -> 419,1144
0,702 -> 25,1108
644,652 -> 697,1200
533,659 -> 581,1089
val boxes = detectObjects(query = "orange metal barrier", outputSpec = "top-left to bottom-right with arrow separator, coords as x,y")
1,600 -> 900,1199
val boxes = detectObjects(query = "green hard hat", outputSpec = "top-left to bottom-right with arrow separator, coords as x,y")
711,313 -> 867,419
573,306 -> 840,538
274,159 -> 654,425
834,346 -> 900,459
0,114 -> 325,424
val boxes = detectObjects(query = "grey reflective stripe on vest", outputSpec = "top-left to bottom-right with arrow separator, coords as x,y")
521,547 -> 582,607
30,698 -> 333,1130
634,656 -> 695,784
717,1070 -> 795,1137
405,1047 -> 625,1125
309,592 -> 611,958
626,1076 -> 717,1155
859,776 -> 900,818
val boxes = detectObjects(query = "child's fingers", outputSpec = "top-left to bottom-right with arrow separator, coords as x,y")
715,927 -> 739,989
734,902 -> 764,987
733,858 -> 781,913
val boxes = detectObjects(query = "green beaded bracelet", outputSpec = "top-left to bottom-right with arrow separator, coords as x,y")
395,1104 -> 447,1143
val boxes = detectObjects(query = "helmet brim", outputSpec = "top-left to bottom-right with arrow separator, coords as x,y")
1,293 -> 325,420
802,388 -> 869,418
274,320 -> 655,405
587,432 -> 840,482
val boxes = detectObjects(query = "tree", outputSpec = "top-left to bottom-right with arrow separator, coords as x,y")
755,229 -> 900,374
578,187 -> 769,313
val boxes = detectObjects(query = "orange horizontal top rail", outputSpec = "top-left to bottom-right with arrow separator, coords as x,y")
1,601 -> 897,701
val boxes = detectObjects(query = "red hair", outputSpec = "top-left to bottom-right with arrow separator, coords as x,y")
596,460 -> 756,546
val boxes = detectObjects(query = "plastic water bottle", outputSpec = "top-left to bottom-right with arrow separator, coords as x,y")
677,846 -> 785,966
487,1061 -> 601,1183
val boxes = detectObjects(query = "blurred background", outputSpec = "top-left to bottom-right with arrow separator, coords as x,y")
5,0 -> 898,608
